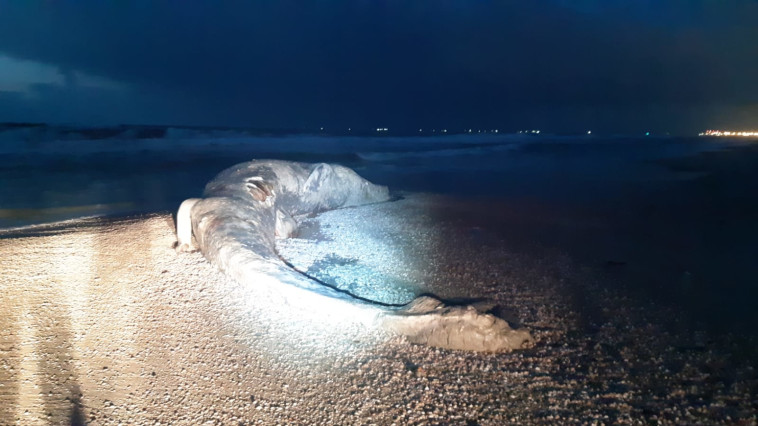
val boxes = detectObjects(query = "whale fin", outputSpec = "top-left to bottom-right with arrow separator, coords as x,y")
176,198 -> 202,252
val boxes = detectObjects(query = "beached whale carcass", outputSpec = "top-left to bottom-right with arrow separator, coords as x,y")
176,160 -> 533,352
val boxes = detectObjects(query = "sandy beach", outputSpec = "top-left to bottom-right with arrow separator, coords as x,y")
1,194 -> 756,425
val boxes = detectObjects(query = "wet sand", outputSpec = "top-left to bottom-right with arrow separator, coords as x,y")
1,198 -> 757,424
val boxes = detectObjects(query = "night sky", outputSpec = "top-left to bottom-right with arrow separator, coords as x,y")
0,1 -> 756,134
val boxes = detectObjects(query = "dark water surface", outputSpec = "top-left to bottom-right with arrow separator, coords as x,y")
0,131 -> 721,223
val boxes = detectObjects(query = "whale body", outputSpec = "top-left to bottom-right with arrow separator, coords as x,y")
177,160 -> 533,352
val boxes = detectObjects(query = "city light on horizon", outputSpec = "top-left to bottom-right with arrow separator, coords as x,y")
699,129 -> 758,137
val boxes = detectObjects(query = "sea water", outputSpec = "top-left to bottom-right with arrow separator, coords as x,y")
0,125 -> 721,228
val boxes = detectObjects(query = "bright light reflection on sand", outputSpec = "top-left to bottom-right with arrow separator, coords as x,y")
0,214 -> 391,422
51,233 -> 93,347
0,218 -> 177,422
15,307 -> 44,423
231,269 -> 383,360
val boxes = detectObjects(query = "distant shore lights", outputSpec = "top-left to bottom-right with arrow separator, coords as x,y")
699,130 -> 758,137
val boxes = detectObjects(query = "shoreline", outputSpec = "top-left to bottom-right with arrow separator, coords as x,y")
1,201 -> 756,423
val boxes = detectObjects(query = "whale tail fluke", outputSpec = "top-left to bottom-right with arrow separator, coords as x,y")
383,295 -> 535,352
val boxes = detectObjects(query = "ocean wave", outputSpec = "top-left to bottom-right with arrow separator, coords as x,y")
0,203 -> 136,231
357,141 -> 522,162
0,213 -> 106,237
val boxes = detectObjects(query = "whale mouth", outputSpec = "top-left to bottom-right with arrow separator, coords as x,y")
275,201 -> 419,307
276,254 -> 407,309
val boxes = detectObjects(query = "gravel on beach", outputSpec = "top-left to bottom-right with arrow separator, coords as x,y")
1,194 -> 756,424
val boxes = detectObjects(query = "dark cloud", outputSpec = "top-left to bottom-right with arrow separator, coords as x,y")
0,1 -> 756,132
